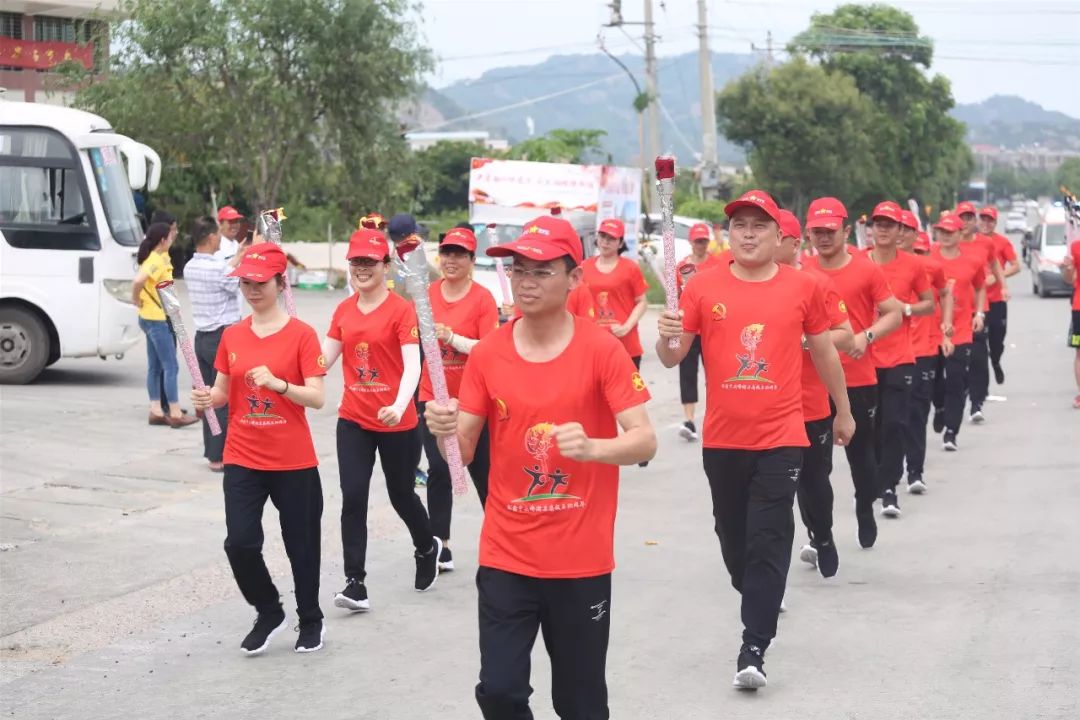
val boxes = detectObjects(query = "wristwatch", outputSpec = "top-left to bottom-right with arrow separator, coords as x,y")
903,303 -> 912,317
865,330 -> 876,344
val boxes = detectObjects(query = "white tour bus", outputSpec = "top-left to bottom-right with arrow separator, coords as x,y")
0,100 -> 160,384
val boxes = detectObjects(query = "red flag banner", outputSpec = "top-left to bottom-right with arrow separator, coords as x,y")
0,38 -> 94,71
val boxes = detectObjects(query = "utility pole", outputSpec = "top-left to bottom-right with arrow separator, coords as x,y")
766,30 -> 774,69
643,0 -> 661,208
696,0 -> 719,200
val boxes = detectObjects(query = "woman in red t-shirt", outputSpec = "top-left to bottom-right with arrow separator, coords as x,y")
417,228 -> 499,572
322,229 -> 440,614
191,242 -> 328,656
581,218 -> 649,368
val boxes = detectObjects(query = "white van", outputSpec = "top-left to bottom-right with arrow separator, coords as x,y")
1026,205 -> 1070,298
0,101 -> 161,383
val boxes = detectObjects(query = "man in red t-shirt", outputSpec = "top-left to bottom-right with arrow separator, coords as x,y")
803,197 -> 903,548
676,222 -> 724,441
776,210 -> 853,579
1062,218 -> 1080,408
899,227 -> 954,494
657,191 -> 855,690
866,203 -> 935,517
976,206 -> 1021,386
424,215 -> 656,718
931,214 -> 987,451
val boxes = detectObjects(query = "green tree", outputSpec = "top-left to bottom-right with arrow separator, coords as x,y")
63,0 -> 430,234
1057,158 -> 1080,197
716,57 -> 878,216
507,129 -> 608,164
675,199 -> 727,225
789,3 -> 973,214
411,141 -> 490,216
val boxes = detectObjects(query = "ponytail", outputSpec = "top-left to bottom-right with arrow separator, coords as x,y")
137,222 -> 171,265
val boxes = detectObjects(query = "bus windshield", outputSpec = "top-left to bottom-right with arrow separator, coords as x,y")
88,146 -> 142,247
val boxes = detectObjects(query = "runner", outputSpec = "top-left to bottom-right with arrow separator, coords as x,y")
775,210 -> 854,579
417,227 -> 500,572
803,198 -> 902,547
581,217 -> 649,369
955,201 -> 1006,424
1062,221 -> 1080,408
866,203 -> 935,519
190,242 -> 328,655
900,228 -> 954,494
423,214 -> 656,718
930,214 -> 987,451
676,222 -> 724,441
976,206 -> 1021,385
323,228 -> 442,614
656,191 -> 855,690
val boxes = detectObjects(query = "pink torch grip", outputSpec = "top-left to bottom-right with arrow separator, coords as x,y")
156,281 -> 221,435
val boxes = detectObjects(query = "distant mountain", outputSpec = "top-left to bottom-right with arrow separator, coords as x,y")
952,95 -> 1080,151
428,51 -> 759,166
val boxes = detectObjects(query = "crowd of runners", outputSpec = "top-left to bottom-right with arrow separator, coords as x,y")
158,187 -> 1077,718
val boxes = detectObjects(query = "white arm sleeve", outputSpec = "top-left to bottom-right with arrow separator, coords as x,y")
447,332 -> 480,355
391,344 -> 422,417
321,337 -> 343,370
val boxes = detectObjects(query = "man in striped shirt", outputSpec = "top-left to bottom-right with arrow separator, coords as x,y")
184,217 -> 247,471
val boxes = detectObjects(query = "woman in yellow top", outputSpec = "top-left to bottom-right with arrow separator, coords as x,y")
131,222 -> 197,428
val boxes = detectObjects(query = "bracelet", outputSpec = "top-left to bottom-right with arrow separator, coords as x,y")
277,379 -> 289,394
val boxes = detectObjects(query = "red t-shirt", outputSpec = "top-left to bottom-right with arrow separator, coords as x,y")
419,280 -> 499,402
681,263 -> 830,449
676,253 -> 724,294
911,254 -> 947,358
981,233 -> 1017,304
931,245 -> 986,346
800,268 -> 849,422
214,317 -> 327,471
803,250 -> 893,387
581,256 -> 649,358
327,293 -> 420,431
868,250 -> 930,369
457,318 -> 651,579
1070,240 -> 1080,311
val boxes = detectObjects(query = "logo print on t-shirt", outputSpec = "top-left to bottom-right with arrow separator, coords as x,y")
631,372 -> 646,392
515,422 -> 581,505
595,292 -> 616,324
711,302 -> 727,321
728,324 -> 774,384
241,371 -> 286,426
495,398 -> 509,422
351,342 -> 389,392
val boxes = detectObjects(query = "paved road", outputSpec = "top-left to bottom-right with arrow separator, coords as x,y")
2,248 -> 1078,719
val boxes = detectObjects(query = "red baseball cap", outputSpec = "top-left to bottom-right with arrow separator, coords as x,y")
805,197 -> 848,230
598,218 -> 625,240
934,214 -> 963,233
899,210 -> 919,230
440,227 -> 477,252
487,215 -> 583,265
217,206 -> 243,222
724,189 -> 783,225
778,209 -> 802,240
347,228 -> 390,261
954,201 -> 977,217
689,222 -> 712,242
913,231 -> 931,252
229,242 -> 287,280
978,206 -> 998,220
871,201 -> 902,223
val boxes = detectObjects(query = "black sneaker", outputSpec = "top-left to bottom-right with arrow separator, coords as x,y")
294,620 -> 324,653
856,507 -> 877,549
932,408 -> 945,433
943,431 -> 958,452
438,545 -> 455,572
334,578 -> 370,613
993,362 -> 1005,385
240,608 -> 287,656
816,539 -> 839,578
678,420 -> 699,442
415,537 -> 442,592
732,643 -> 767,690
881,490 -> 902,518
907,474 -> 927,494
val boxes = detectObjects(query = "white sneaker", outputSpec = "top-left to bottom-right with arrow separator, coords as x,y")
970,410 -> 986,424
678,421 -> 699,442
799,544 -> 818,568
733,665 -> 767,690
907,478 -> 927,494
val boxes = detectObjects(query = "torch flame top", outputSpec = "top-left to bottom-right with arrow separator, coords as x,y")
655,156 -> 676,180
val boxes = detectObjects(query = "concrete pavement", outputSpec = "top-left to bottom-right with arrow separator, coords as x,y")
2,258 -> 1078,719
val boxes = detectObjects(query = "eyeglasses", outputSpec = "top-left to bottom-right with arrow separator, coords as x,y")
505,266 -> 560,280
349,258 -> 382,268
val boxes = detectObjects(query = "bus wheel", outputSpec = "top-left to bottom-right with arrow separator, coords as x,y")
0,307 -> 50,384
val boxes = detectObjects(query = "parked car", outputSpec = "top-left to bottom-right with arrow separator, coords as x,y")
1027,206 -> 1071,298
1004,210 -> 1027,234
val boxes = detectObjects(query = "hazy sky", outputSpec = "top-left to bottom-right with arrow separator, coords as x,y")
417,0 -> 1080,117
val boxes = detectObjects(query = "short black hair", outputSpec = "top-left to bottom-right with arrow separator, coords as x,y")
562,256 -> 578,272
192,217 -> 219,248
150,209 -> 176,227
